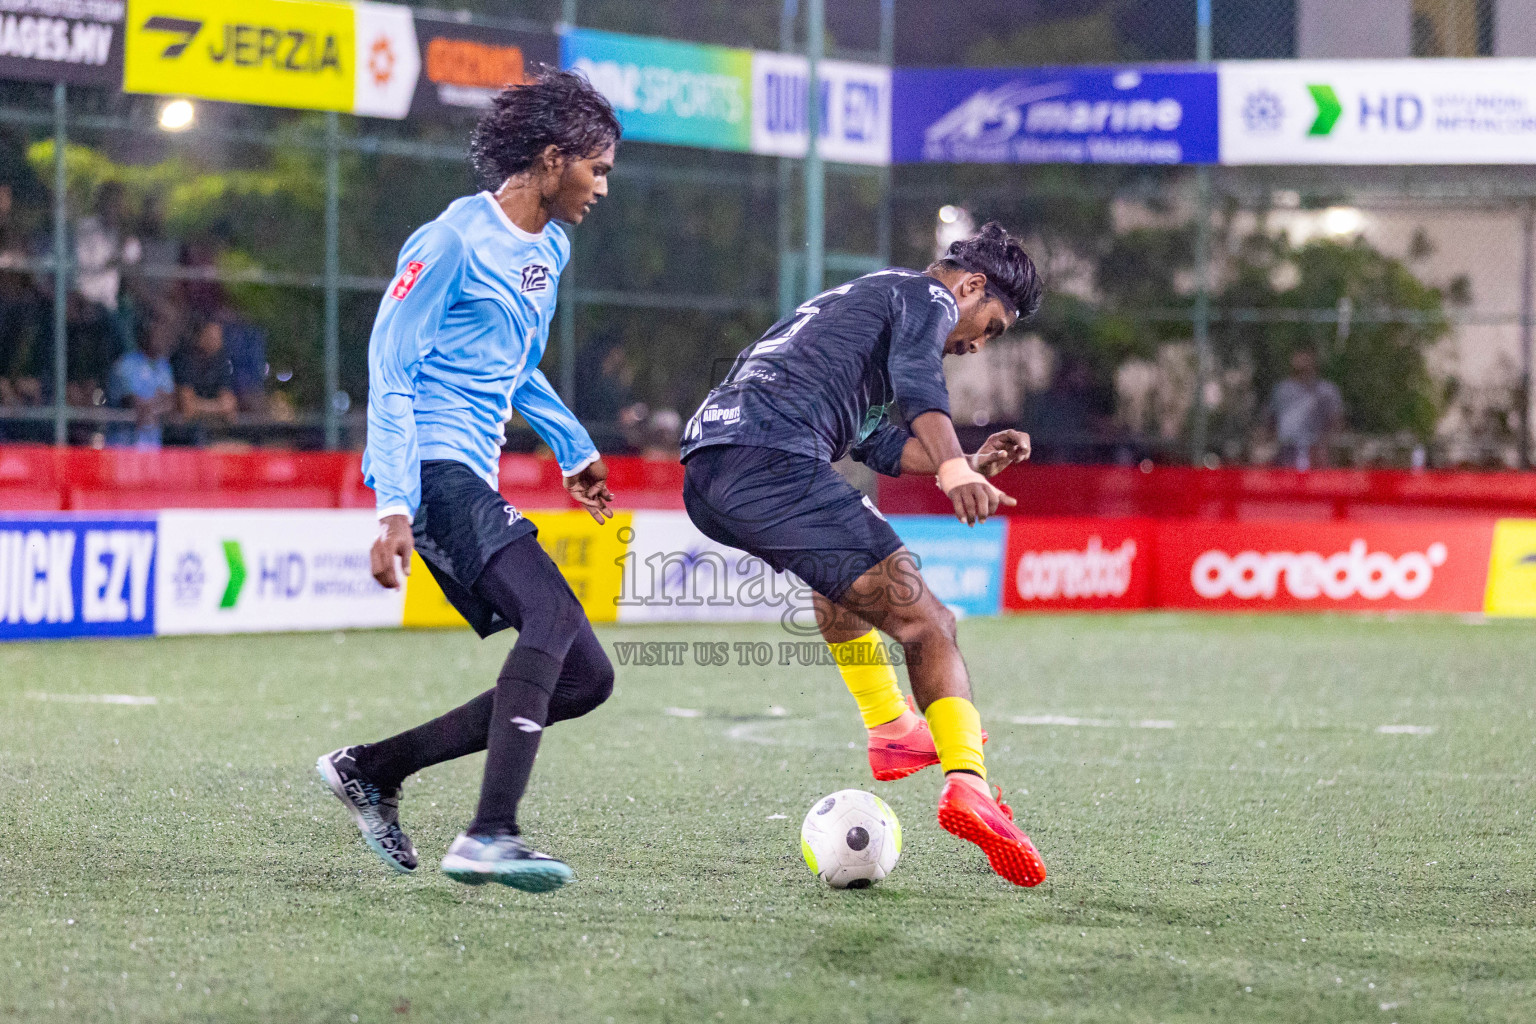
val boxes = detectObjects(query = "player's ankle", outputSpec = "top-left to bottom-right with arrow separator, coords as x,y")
944,770 -> 990,796
867,708 -> 921,739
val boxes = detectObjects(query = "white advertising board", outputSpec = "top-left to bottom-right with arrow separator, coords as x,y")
617,511 -> 813,625
751,51 -> 891,165
1220,59 -> 1536,164
155,511 -> 402,635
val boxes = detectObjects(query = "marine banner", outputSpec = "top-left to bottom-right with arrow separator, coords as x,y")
122,0 -> 418,118
0,0 -> 123,86
891,65 -> 1218,165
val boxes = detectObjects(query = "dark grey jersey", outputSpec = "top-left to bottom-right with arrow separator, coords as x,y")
680,269 -> 958,476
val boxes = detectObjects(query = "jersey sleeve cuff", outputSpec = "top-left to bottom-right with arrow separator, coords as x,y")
377,504 -> 414,524
560,452 -> 600,477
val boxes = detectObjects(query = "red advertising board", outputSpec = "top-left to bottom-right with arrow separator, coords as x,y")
1154,520 -> 1496,613
1002,518 -> 1155,612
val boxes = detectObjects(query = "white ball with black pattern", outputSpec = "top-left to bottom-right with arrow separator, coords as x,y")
800,789 -> 901,889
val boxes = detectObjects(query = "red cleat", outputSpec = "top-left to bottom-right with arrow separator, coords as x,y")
937,774 -> 1047,887
867,705 -> 988,782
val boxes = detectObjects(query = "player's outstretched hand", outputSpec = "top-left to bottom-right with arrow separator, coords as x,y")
949,479 -> 1017,526
566,459 -> 615,524
372,514 -> 414,590
970,429 -> 1031,477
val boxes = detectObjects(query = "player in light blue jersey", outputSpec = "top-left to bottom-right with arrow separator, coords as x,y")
318,68 -> 622,892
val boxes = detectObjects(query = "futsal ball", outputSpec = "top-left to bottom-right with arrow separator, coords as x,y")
800,789 -> 901,889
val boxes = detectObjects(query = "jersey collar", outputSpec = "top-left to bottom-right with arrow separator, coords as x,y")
481,191 -> 550,244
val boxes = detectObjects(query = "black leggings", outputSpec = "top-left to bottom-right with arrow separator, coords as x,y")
354,534 -> 613,798
474,536 -> 615,721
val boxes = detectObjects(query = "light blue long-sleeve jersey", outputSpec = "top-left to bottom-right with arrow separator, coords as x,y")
363,192 -> 598,518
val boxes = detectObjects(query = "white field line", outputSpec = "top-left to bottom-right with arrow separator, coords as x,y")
1012,715 -> 1176,729
662,707 -> 703,718
27,692 -> 158,706
1376,724 -> 1434,735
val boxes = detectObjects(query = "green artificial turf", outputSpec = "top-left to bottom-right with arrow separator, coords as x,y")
1,615 -> 1534,1023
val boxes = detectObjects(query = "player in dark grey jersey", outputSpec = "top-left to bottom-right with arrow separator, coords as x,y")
681,223 -> 1052,888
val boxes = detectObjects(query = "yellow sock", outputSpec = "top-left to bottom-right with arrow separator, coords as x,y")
830,630 -> 908,729
925,696 -> 987,779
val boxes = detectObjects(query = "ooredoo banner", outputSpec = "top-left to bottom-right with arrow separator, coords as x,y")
1002,517 -> 1154,613
1155,520 -> 1496,613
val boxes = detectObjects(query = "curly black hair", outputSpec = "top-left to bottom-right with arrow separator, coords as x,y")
933,221 -> 1043,321
469,65 -> 622,188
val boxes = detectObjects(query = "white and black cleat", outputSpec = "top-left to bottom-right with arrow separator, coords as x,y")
316,746 -> 418,873
440,832 -> 574,892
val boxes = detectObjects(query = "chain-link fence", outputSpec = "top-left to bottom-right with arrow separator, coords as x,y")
0,0 -> 1530,469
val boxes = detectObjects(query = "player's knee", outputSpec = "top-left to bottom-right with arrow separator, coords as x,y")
888,602 -> 956,653
520,585 -> 586,648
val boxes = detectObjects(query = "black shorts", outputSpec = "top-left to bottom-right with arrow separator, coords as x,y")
681,444 -> 904,603
413,460 -> 539,638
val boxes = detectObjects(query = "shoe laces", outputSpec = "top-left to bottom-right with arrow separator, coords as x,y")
992,786 -> 1014,821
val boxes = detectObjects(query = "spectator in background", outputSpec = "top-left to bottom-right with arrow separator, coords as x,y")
573,337 -> 646,452
174,318 -> 237,432
71,181 -> 140,405
1024,357 -> 1113,464
0,182 -> 43,409
107,313 -> 176,448
1263,349 -> 1344,470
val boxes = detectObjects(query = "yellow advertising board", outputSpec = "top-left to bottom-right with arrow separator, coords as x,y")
401,510 -> 632,629
123,0 -> 419,117
125,0 -> 355,112
1483,518 -> 1536,617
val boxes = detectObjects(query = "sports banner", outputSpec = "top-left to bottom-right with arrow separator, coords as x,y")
1001,517 -> 1154,613
155,510 -> 402,634
889,515 -> 1005,619
409,14 -> 555,117
0,0 -> 124,86
1155,520 -> 1496,613
891,65 -> 1218,165
560,28 -> 752,152
122,0 -> 418,119
750,51 -> 890,165
0,513 -> 155,640
1219,59 -> 1536,165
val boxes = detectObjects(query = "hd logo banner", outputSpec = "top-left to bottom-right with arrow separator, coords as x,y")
155,510 -> 403,635
1219,59 -> 1536,165
123,0 -> 417,118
